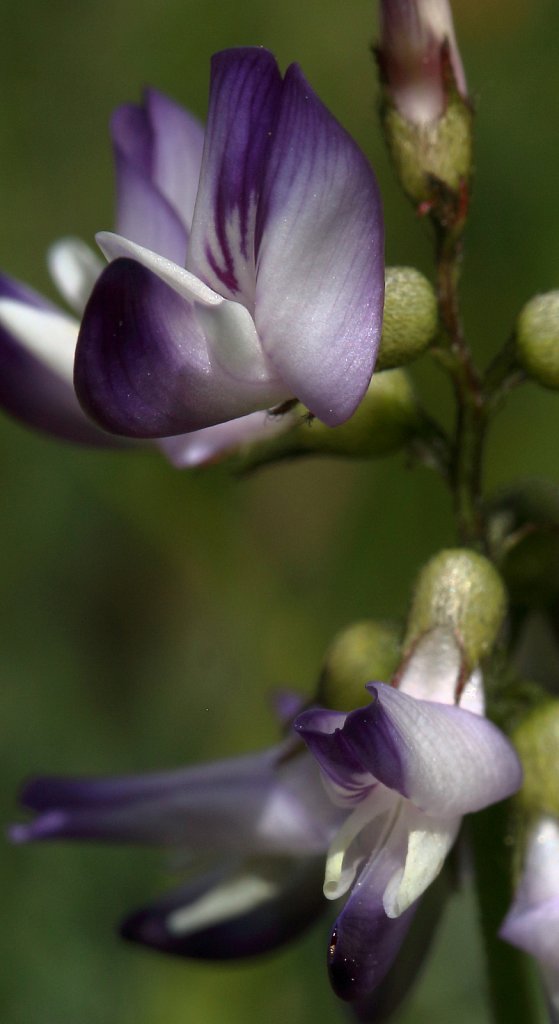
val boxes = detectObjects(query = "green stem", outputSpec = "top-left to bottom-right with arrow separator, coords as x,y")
435,228 -> 486,548
469,803 -> 543,1024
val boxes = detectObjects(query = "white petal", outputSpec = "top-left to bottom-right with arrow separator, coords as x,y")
168,870 -> 279,936
398,626 -> 463,703
96,231 -> 223,307
48,238 -> 103,315
383,805 -> 460,917
0,299 -> 78,383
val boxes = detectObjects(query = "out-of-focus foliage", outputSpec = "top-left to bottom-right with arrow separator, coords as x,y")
2,2 -> 558,1021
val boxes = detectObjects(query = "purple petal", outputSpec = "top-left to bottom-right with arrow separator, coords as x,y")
187,48 -> 283,303
111,101 -> 189,265
343,683 -> 522,816
0,274 -> 119,446
12,748 -> 338,855
144,88 -> 204,231
328,826 -> 415,1001
295,707 -> 373,804
74,258 -> 285,437
254,63 -> 384,426
121,857 -> 326,959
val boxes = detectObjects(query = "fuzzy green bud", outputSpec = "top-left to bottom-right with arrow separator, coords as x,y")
300,369 -> 420,458
513,700 -> 559,817
516,291 -> 559,389
317,619 -> 402,711
377,267 -> 438,370
405,549 -> 507,667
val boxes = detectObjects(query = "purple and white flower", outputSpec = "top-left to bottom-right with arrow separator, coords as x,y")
2,49 -> 381,463
378,0 -> 468,124
73,48 -> 385,439
295,628 -> 522,1001
11,741 -> 341,958
500,815 -> 559,1019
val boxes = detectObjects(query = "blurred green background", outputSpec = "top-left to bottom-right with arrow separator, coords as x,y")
1,1 -> 558,1021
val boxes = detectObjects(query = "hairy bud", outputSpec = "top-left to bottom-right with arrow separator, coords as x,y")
377,266 -> 438,369
318,619 -> 402,711
516,291 -> 559,390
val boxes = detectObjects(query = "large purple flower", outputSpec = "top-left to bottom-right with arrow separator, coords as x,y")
11,740 -> 341,958
295,628 -> 522,1002
0,78 -> 302,465
73,48 -> 385,438
500,815 -> 559,1018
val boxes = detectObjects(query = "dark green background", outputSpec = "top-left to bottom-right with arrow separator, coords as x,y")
2,2 -> 558,1021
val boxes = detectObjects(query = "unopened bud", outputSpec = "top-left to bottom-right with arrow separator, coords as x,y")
378,0 -> 468,125
377,1 -> 472,218
513,700 -> 559,817
405,549 -> 507,667
516,291 -> 559,390
377,266 -> 438,369
318,619 -> 402,711
489,481 -> 559,610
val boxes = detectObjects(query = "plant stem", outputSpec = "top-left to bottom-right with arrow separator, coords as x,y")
435,226 -> 486,548
469,803 -> 543,1024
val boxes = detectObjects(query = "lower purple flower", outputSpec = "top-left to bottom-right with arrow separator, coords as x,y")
295,628 -> 523,1002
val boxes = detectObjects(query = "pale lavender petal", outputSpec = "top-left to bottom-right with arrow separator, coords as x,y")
144,88 -> 204,231
328,822 -> 414,1001
121,857 -> 326,959
500,817 -> 559,969
74,258 -> 285,438
0,275 -> 118,446
255,63 -> 384,426
11,748 -> 338,855
111,102 -> 188,264
47,238 -> 103,316
344,683 -> 522,816
156,411 -> 289,468
187,48 -> 282,304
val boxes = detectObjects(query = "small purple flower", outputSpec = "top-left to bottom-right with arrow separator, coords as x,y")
11,741 -> 342,958
295,628 -> 522,1002
378,0 -> 468,124
74,48 -> 385,439
500,815 -> 559,1018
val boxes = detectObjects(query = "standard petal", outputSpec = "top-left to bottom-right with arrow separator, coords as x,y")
328,823 -> 414,1001
111,101 -> 188,265
0,280 -> 118,445
47,238 -> 103,315
343,683 -> 522,816
74,258 -> 286,438
187,48 -> 283,304
121,857 -> 326,959
11,748 -> 338,855
254,63 -> 385,426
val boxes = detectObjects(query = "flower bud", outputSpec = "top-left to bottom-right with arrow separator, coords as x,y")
377,266 -> 438,369
378,0 -> 468,125
377,1 -> 472,219
300,368 -> 420,457
516,291 -> 559,390
317,619 -> 402,711
489,481 -> 559,610
513,700 -> 559,817
405,549 -> 507,667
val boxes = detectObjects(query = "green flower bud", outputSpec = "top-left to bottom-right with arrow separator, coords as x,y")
382,94 -> 473,218
377,267 -> 438,370
516,291 -> 559,389
317,619 -> 402,711
513,700 -> 559,817
405,549 -> 507,667
300,369 -> 420,458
